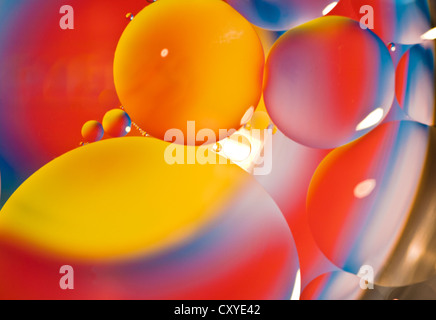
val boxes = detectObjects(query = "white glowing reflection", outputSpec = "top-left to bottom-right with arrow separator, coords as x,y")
125,126 -> 131,133
407,242 -> 424,262
354,179 -> 376,199
161,48 -> 169,57
421,27 -> 436,40
322,2 -> 338,15
356,108 -> 384,131
290,269 -> 301,301
212,126 -> 269,174
223,134 -> 251,162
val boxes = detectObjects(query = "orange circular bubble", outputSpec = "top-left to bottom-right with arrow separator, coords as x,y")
113,0 -> 265,145
81,120 -> 104,143
102,109 -> 132,137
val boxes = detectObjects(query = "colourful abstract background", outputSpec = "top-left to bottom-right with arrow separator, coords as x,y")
0,0 -> 435,300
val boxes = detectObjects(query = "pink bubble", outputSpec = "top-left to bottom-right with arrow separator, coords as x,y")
264,16 -> 395,149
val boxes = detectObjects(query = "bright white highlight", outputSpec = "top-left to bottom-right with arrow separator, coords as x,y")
290,269 -> 301,300
161,48 -> 169,57
354,179 -> 376,199
356,108 -> 384,131
212,127 -> 267,174
222,135 -> 252,162
421,27 -> 436,40
322,2 -> 338,16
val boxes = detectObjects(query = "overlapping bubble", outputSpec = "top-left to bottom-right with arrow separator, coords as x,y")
102,109 -> 132,138
264,16 -> 395,149
0,138 -> 299,299
81,120 -> 104,143
308,121 -> 436,287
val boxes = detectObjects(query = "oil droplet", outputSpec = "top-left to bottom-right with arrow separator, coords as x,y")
102,109 -> 132,138
388,42 -> 396,52
126,13 -> 134,21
